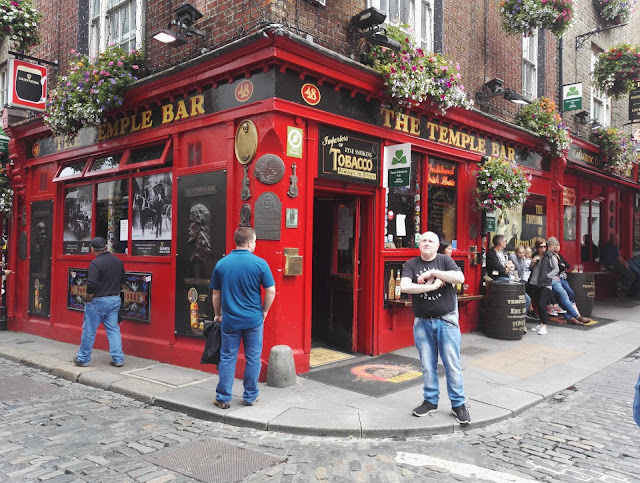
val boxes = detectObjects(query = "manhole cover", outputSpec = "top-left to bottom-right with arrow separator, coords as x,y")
0,376 -> 64,402
143,438 -> 285,482
460,346 -> 489,357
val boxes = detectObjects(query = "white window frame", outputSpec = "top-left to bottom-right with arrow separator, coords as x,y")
0,67 -> 7,112
591,49 -> 611,127
89,0 -> 144,57
522,31 -> 538,100
369,0 -> 434,51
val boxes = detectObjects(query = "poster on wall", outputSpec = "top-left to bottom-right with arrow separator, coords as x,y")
132,173 -> 173,256
174,171 -> 227,337
563,205 -> 577,241
29,200 -> 53,316
63,185 -> 92,255
489,205 -> 524,252
68,269 -> 152,323
521,195 -> 547,245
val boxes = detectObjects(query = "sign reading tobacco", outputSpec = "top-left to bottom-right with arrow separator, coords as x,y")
318,126 -> 380,185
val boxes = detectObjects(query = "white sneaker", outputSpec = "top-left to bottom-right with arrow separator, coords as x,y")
538,326 -> 548,335
554,304 -> 567,314
546,305 -> 559,316
532,324 -> 542,332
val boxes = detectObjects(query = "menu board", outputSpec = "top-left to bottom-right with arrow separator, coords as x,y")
427,185 -> 456,242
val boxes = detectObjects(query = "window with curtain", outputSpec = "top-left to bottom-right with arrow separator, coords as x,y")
90,0 -> 144,56
591,49 -> 611,127
370,0 -> 434,50
522,31 -> 538,100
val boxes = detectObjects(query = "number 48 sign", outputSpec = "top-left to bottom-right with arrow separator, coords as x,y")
301,83 -> 321,106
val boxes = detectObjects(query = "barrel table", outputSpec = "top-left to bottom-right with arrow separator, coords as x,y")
484,281 -> 526,340
566,272 -> 595,317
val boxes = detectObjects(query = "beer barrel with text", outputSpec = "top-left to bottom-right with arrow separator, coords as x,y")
483,281 -> 526,340
566,272 -> 595,317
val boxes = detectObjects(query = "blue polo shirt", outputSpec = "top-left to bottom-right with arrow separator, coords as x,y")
210,249 -> 275,330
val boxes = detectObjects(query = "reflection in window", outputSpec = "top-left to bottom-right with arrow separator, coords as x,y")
89,153 -> 123,172
96,180 -> 128,253
63,185 -> 93,254
129,144 -> 165,164
428,158 -> 457,244
580,199 -> 601,262
58,161 -> 87,179
386,153 -> 420,248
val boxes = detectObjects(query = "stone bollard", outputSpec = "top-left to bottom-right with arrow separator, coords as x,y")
267,345 -> 296,388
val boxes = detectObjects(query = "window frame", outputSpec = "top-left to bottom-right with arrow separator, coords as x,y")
590,49 -> 611,127
368,0 -> 434,51
89,0 -> 144,57
53,159 -> 91,183
522,31 -> 538,100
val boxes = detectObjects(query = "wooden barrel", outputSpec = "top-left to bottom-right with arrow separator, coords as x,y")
483,281 -> 526,340
566,272 -> 595,317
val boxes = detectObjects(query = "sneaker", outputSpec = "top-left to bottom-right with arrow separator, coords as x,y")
213,399 -> 230,409
451,404 -> 471,424
532,324 -> 542,332
73,356 -> 89,367
546,305 -> 559,316
110,361 -> 124,367
554,304 -> 567,314
526,311 -> 540,321
412,400 -> 438,417
538,325 -> 548,335
244,397 -> 259,406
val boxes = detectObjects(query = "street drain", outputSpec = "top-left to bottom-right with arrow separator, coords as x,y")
143,438 -> 285,482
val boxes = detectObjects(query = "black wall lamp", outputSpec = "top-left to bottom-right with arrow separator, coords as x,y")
476,78 -> 531,106
591,119 -> 603,131
351,7 -> 401,52
153,3 -> 205,47
575,110 -> 589,123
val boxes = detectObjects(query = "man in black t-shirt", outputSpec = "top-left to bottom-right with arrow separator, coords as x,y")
401,231 -> 470,424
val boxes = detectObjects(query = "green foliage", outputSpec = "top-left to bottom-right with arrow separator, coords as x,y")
0,0 -> 41,50
592,44 -> 640,99
592,0 -> 632,26
474,156 -> 532,212
590,127 -> 639,177
517,97 -> 570,156
500,0 -> 574,37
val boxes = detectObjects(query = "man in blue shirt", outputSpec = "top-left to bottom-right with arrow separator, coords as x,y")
602,233 -> 636,299
210,227 -> 276,409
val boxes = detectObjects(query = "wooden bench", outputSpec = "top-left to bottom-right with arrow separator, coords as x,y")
593,270 -> 617,300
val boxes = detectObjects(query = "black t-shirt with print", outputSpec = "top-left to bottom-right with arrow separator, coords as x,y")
402,254 -> 460,319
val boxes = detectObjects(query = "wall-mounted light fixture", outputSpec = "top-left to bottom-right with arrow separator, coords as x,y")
591,119 -> 603,131
351,7 -> 401,52
476,78 -> 532,106
575,110 -> 589,123
152,3 -> 205,48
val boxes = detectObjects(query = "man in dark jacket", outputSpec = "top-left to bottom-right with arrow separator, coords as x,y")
486,234 -> 512,280
74,237 -> 126,367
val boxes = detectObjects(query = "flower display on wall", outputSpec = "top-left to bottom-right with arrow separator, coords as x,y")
44,46 -> 144,139
591,127 -> 639,177
0,0 -> 41,50
500,0 -> 574,37
592,0 -> 633,26
474,156 -> 532,212
592,44 -> 640,99
517,97 -> 570,156
365,23 -> 473,114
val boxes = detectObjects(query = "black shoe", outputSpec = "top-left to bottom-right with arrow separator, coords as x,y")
73,356 -> 89,367
110,361 -> 124,367
412,400 -> 438,417
213,399 -> 230,409
452,404 -> 471,424
526,311 -> 540,321
244,397 -> 259,406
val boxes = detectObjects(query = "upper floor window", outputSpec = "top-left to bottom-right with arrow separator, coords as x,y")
370,0 -> 434,51
591,49 -> 611,127
0,68 -> 6,111
522,31 -> 538,100
90,0 -> 144,56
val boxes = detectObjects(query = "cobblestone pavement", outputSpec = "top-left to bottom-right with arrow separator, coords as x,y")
1,350 -> 639,482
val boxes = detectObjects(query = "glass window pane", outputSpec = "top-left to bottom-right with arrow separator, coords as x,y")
58,161 -> 87,179
64,185 -> 93,254
129,144 -> 165,164
131,173 -> 173,256
96,179 -> 128,253
89,153 -> 123,172
121,5 -> 129,38
386,153 -> 420,248
427,158 -> 457,243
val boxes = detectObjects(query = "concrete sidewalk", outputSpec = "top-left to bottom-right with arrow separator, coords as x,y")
1,298 -> 639,438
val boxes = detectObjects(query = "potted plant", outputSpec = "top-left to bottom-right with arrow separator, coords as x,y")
0,0 -> 41,51
44,46 -> 143,139
592,44 -> 640,99
365,23 -> 473,114
500,0 -> 574,37
474,156 -> 532,212
517,97 -> 570,156
591,127 -> 638,177
592,0 -> 633,26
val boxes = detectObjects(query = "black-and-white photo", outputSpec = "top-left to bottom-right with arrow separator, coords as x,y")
132,173 -> 172,242
64,186 -> 92,242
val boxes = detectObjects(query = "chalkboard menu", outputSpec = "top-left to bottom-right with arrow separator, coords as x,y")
427,159 -> 457,242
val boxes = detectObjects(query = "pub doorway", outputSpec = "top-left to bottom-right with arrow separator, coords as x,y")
311,189 -> 374,354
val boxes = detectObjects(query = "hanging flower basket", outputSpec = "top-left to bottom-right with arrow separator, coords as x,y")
474,156 -> 532,212
365,23 -> 473,114
0,0 -> 42,51
592,0 -> 632,26
590,127 -> 639,177
517,97 -> 570,156
592,44 -> 640,99
500,0 -> 574,37
44,46 -> 144,139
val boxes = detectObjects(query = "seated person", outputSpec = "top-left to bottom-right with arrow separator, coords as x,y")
602,233 -> 637,299
486,234 -> 510,280
581,234 -> 599,262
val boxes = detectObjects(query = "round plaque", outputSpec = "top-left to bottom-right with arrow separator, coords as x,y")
235,120 -> 258,165
187,287 -> 198,303
254,154 -> 285,185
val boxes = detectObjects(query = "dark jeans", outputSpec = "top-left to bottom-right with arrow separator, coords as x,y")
612,262 -> 635,296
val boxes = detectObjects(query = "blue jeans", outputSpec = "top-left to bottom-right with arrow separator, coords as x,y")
76,295 -> 123,364
414,317 -> 465,407
634,373 -> 640,427
551,280 -> 579,320
559,278 -> 575,302
216,324 -> 263,404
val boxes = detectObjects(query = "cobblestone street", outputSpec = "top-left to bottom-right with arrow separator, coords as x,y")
0,350 -> 639,482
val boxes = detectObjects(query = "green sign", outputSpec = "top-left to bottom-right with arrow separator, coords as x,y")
485,213 -> 496,232
563,83 -> 582,112
0,135 -> 8,154
286,126 -> 303,158
389,167 -> 410,187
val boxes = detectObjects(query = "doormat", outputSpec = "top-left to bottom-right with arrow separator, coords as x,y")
309,347 -> 356,368
301,353 -> 443,397
544,316 -> 617,330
